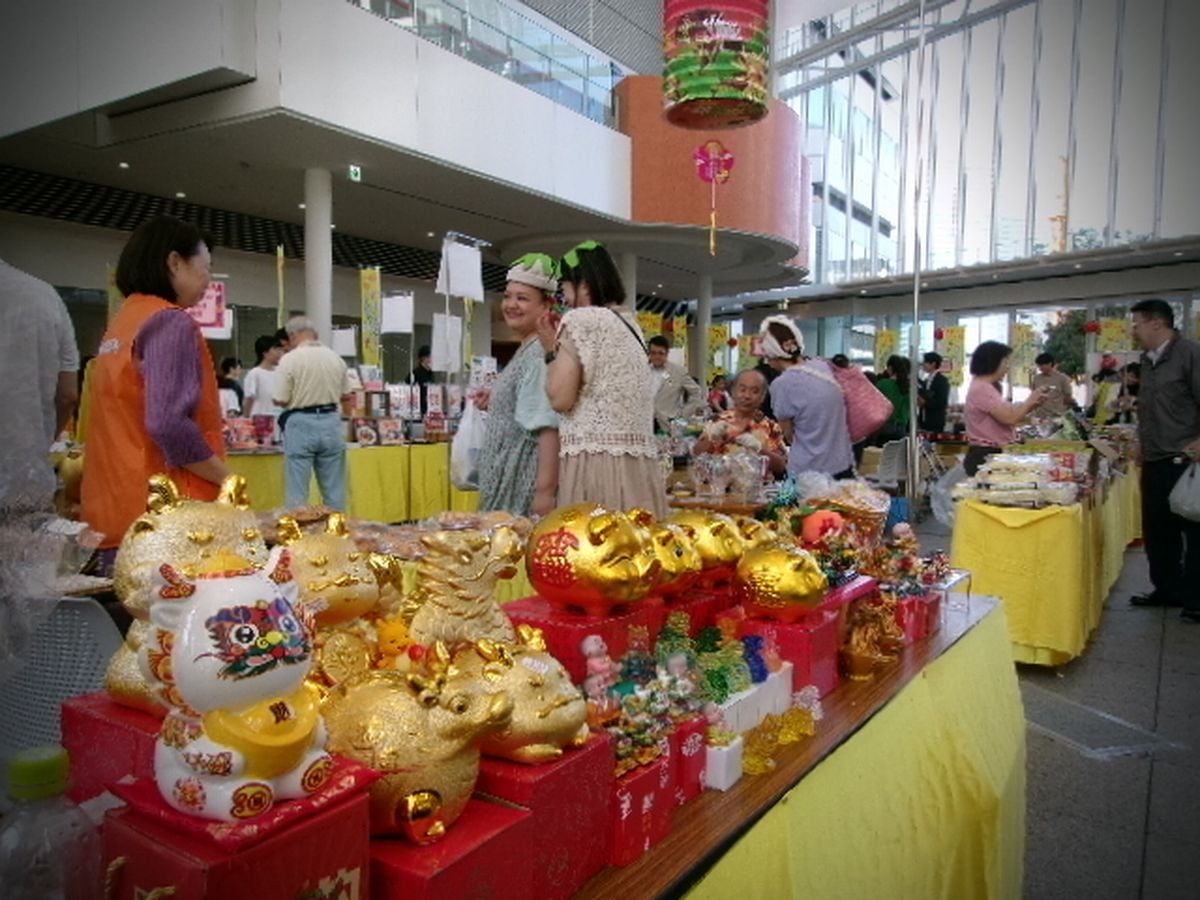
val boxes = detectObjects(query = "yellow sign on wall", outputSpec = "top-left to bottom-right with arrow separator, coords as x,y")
1010,323 -> 1036,387
941,326 -> 966,386
1097,318 -> 1131,353
359,267 -> 381,366
874,329 -> 898,373
637,312 -> 663,339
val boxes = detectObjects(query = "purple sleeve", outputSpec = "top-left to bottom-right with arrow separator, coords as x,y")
135,309 -> 214,468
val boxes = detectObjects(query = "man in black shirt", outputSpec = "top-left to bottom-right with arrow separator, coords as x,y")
410,344 -> 434,416
917,351 -> 950,433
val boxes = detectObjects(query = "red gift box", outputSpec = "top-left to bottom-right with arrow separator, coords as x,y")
663,585 -> 736,634
667,716 -> 708,807
475,732 -> 614,900
370,798 -> 533,900
102,792 -> 371,900
609,757 -> 672,867
61,692 -> 161,803
923,591 -> 942,635
742,609 -> 840,697
894,595 -> 928,644
505,595 -> 665,684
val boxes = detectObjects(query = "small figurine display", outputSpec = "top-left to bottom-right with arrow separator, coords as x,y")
619,625 -> 657,688
322,654 -> 513,842
448,626 -> 589,765
735,543 -> 829,623
107,475 -> 269,714
374,616 -> 422,672
629,510 -> 703,597
742,634 -> 768,684
841,599 -> 905,681
526,504 -> 662,616
143,547 -> 333,822
664,510 -> 746,585
581,634 -> 619,692
276,513 -> 389,630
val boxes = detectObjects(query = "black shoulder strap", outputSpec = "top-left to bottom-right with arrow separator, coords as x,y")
611,307 -> 648,354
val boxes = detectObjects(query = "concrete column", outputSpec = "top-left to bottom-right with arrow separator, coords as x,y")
690,274 -> 713,382
304,167 -> 333,342
619,251 -> 638,302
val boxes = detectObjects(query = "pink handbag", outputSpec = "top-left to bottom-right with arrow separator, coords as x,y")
819,360 -> 894,443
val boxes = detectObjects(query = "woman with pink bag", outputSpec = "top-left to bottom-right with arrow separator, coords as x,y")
760,316 -> 857,479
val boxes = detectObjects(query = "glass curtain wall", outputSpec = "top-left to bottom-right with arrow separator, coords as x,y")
779,0 -> 1200,285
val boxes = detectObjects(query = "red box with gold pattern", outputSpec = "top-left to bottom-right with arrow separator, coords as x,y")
370,798 -> 532,900
741,609 -> 840,697
475,733 -> 614,899
609,757 -> 673,867
923,591 -> 942,635
663,585 -> 736,635
101,792 -> 370,900
61,692 -> 161,803
667,715 -> 708,807
894,595 -> 928,643
504,595 -> 665,684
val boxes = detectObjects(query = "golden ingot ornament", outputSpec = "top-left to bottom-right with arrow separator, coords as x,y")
665,510 -> 746,584
143,547 -> 332,822
630,510 -> 702,597
735,543 -> 828,623
322,660 -> 513,842
408,527 -> 522,646
106,474 -> 267,713
526,504 -> 661,616
449,625 -> 588,764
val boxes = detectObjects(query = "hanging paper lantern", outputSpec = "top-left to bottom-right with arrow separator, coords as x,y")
934,328 -> 945,341
1083,320 -> 1101,334
727,337 -> 739,348
694,140 -> 736,256
664,0 -> 770,129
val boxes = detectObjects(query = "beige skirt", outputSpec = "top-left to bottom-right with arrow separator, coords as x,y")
558,452 -> 668,518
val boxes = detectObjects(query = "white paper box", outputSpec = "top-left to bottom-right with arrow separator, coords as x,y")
703,737 -> 744,792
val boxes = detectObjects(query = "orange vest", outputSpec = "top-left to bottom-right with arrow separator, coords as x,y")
82,294 -> 225,547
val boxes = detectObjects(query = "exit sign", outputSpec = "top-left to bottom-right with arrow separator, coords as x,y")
348,164 -> 362,182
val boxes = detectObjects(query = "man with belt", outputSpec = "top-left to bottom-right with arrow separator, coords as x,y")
1128,299 -> 1200,622
275,315 -> 352,510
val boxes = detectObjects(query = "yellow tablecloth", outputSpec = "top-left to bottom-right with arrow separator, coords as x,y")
228,444 -> 474,523
690,601 -> 1025,899
950,470 -> 1141,665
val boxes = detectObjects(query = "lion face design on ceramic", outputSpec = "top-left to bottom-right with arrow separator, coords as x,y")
203,596 -> 310,680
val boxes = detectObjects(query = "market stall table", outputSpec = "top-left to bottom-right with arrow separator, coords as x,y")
577,596 -> 1023,899
667,493 -> 767,517
950,469 -> 1141,665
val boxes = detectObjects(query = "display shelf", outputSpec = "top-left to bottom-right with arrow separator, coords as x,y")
575,597 -> 997,898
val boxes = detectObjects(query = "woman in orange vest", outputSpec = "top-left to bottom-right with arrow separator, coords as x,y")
82,216 -> 231,569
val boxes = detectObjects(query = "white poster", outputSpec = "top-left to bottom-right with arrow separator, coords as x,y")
188,280 -> 232,339
381,292 -> 414,334
435,239 -> 484,302
431,313 -> 463,373
331,326 -> 358,358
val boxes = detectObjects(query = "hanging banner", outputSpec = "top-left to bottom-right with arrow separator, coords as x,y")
637,311 -> 663,339
359,266 -> 381,366
940,326 -> 966,386
435,239 -> 484,302
670,315 -> 688,348
186,281 -> 232,340
381,292 -> 414,334
873,329 -> 898,374
106,264 -> 123,325
1096,318 -> 1131,353
1010,323 -> 1037,388
276,245 -> 286,328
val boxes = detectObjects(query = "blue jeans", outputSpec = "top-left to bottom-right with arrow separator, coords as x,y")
283,412 -> 346,509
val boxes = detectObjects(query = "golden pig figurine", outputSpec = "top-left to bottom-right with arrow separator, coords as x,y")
629,509 -> 702,598
322,662 -> 512,842
736,543 -> 829,624
407,527 -> 522,646
449,626 -> 588,764
526,504 -> 661,616
665,510 -> 746,585
276,513 -> 390,629
106,475 -> 267,713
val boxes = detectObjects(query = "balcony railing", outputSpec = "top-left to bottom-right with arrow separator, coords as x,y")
348,0 -> 620,126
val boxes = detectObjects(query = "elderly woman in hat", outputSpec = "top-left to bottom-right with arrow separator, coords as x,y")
477,253 -> 561,516
760,315 -> 856,479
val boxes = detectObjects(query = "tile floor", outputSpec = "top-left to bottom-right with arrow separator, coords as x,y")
915,517 -> 1199,899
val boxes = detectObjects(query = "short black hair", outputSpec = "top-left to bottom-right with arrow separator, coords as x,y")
115,215 -> 209,301
559,243 -> 626,307
254,334 -> 282,363
923,351 -> 943,367
648,335 -> 671,351
970,340 -> 1013,377
1035,352 -> 1055,366
1130,298 -> 1174,329
417,345 -> 431,358
220,357 -> 241,375
831,353 -> 850,368
1124,361 -> 1141,377
274,327 -> 289,345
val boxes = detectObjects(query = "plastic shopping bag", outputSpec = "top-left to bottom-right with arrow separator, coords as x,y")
450,400 -> 486,490
1168,462 -> 1200,522
932,463 -> 968,528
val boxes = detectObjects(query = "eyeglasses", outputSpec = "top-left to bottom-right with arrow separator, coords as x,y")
560,240 -> 603,272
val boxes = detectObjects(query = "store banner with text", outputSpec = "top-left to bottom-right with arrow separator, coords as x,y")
1096,318 -> 1131,353
874,329 -> 898,374
186,281 -> 232,339
1011,323 -> 1036,387
360,266 -> 381,366
940,326 -> 966,386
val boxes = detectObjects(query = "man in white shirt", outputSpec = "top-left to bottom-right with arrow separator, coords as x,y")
647,335 -> 703,432
0,258 -> 79,510
242,334 -> 287,420
275,316 -> 352,510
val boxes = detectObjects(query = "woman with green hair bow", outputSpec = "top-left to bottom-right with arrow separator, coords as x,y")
477,252 -> 561,516
537,241 -> 666,517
